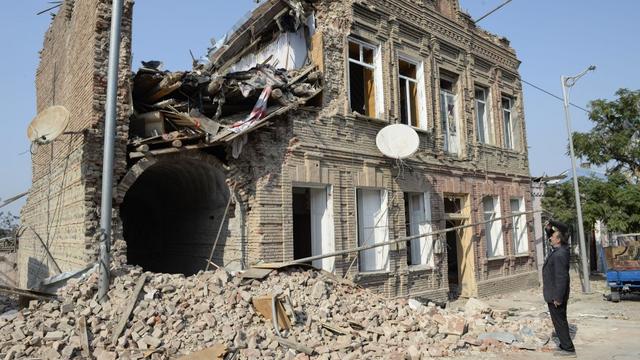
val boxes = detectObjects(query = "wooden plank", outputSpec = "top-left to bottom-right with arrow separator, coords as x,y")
129,143 -> 219,159
240,267 -> 273,280
252,295 -> 291,330
78,316 -> 91,358
310,32 -> 324,72
111,274 -> 147,344
147,81 -> 183,103
0,285 -> 58,302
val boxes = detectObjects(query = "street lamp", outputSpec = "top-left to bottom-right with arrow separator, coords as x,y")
561,65 -> 596,294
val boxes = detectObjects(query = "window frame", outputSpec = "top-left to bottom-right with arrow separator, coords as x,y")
347,37 -> 383,118
483,196 -> 504,258
405,191 -> 435,268
356,188 -> 390,273
440,74 -> 459,155
510,197 -> 528,255
397,55 -> 427,130
475,86 -> 492,144
502,96 -> 515,150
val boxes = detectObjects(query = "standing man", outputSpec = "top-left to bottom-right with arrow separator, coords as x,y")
543,220 -> 576,357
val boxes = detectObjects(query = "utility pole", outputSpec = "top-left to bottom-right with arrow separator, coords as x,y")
98,0 -> 125,302
561,65 -> 596,294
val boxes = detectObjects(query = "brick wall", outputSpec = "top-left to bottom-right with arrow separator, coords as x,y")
18,0 -> 133,288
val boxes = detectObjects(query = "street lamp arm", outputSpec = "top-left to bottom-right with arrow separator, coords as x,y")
564,65 -> 597,88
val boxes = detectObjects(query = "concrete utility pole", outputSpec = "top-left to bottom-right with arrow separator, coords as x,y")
561,65 -> 596,294
98,0 -> 125,302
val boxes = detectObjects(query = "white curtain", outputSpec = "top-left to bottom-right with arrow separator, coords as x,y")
358,189 -> 389,272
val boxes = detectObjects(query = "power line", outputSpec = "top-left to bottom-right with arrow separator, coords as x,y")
521,79 -> 590,114
475,0 -> 514,23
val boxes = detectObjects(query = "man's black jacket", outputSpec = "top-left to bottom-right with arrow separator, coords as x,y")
543,245 -> 571,303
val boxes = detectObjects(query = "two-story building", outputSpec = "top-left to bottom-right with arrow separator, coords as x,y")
19,0 -> 536,301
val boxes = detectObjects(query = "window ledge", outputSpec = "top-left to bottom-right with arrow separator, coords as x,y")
358,270 -> 390,277
408,265 -> 436,272
348,112 -> 388,124
514,253 -> 531,258
487,256 -> 507,261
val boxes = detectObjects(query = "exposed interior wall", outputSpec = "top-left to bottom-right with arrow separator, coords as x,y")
19,0 -> 133,288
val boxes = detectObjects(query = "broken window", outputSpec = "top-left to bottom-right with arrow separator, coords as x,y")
510,198 -> 528,254
398,58 -> 426,129
475,86 -> 492,144
357,189 -> 389,272
502,96 -> 514,150
405,192 -> 434,267
348,39 -> 380,118
483,196 -> 504,258
440,74 -> 460,154
292,187 -> 335,273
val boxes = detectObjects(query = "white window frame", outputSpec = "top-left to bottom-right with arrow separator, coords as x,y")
347,38 -> 384,118
356,189 -> 390,272
502,96 -> 514,150
475,86 -> 492,144
510,197 -> 528,255
484,196 -> 504,258
440,75 -> 460,155
398,56 -> 428,130
407,192 -> 434,268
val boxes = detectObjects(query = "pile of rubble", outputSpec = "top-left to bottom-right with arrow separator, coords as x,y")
0,260 -> 556,359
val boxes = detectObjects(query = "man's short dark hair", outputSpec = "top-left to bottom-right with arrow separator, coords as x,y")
546,220 -> 570,245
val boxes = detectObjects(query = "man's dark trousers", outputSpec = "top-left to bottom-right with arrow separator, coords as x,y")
548,300 -> 574,351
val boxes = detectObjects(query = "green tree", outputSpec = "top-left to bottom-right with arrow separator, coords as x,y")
542,173 -> 640,234
0,211 -> 19,238
573,89 -> 640,178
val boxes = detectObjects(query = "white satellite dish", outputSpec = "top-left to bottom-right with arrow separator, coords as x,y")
27,105 -> 70,144
376,124 -> 420,159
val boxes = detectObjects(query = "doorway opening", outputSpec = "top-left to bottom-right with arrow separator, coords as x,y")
446,220 -> 462,300
292,186 -> 334,272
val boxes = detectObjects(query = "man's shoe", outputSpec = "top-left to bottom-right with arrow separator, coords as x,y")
553,349 -> 577,357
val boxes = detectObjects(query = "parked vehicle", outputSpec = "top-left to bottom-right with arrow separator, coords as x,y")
601,234 -> 640,302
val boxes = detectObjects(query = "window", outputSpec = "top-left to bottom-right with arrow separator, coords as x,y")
475,87 -> 492,144
398,58 -> 427,129
357,189 -> 389,272
348,39 -> 381,118
405,192 -> 434,267
483,196 -> 504,257
510,198 -> 528,254
502,96 -> 514,149
440,75 -> 460,154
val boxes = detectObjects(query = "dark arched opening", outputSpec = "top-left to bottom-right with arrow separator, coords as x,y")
120,157 -> 229,275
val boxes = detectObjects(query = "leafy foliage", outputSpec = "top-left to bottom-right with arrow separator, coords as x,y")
0,211 -> 19,238
573,89 -> 640,177
542,173 -> 640,233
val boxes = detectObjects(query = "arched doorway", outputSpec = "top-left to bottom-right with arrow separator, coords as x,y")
119,155 -> 230,275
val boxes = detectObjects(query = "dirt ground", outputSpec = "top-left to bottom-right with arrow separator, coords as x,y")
455,271 -> 640,360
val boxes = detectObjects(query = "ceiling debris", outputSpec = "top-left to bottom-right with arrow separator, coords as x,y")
129,0 -> 322,160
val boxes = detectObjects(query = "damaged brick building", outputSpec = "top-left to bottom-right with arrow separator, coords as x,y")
19,0 -> 536,302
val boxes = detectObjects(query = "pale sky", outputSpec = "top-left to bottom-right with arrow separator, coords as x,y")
1,0 -> 638,215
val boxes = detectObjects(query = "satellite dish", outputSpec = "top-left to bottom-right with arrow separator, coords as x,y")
376,124 -> 420,159
27,105 -> 70,144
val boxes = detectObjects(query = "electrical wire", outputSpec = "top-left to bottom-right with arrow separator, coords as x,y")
521,79 -> 590,114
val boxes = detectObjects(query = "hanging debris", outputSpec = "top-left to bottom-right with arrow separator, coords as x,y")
128,0 -> 322,160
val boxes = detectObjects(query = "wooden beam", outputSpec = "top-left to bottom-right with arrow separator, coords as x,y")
111,274 -> 147,344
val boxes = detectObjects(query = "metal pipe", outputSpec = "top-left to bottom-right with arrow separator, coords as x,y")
288,209 -> 542,266
561,66 -> 596,294
98,0 -> 125,302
